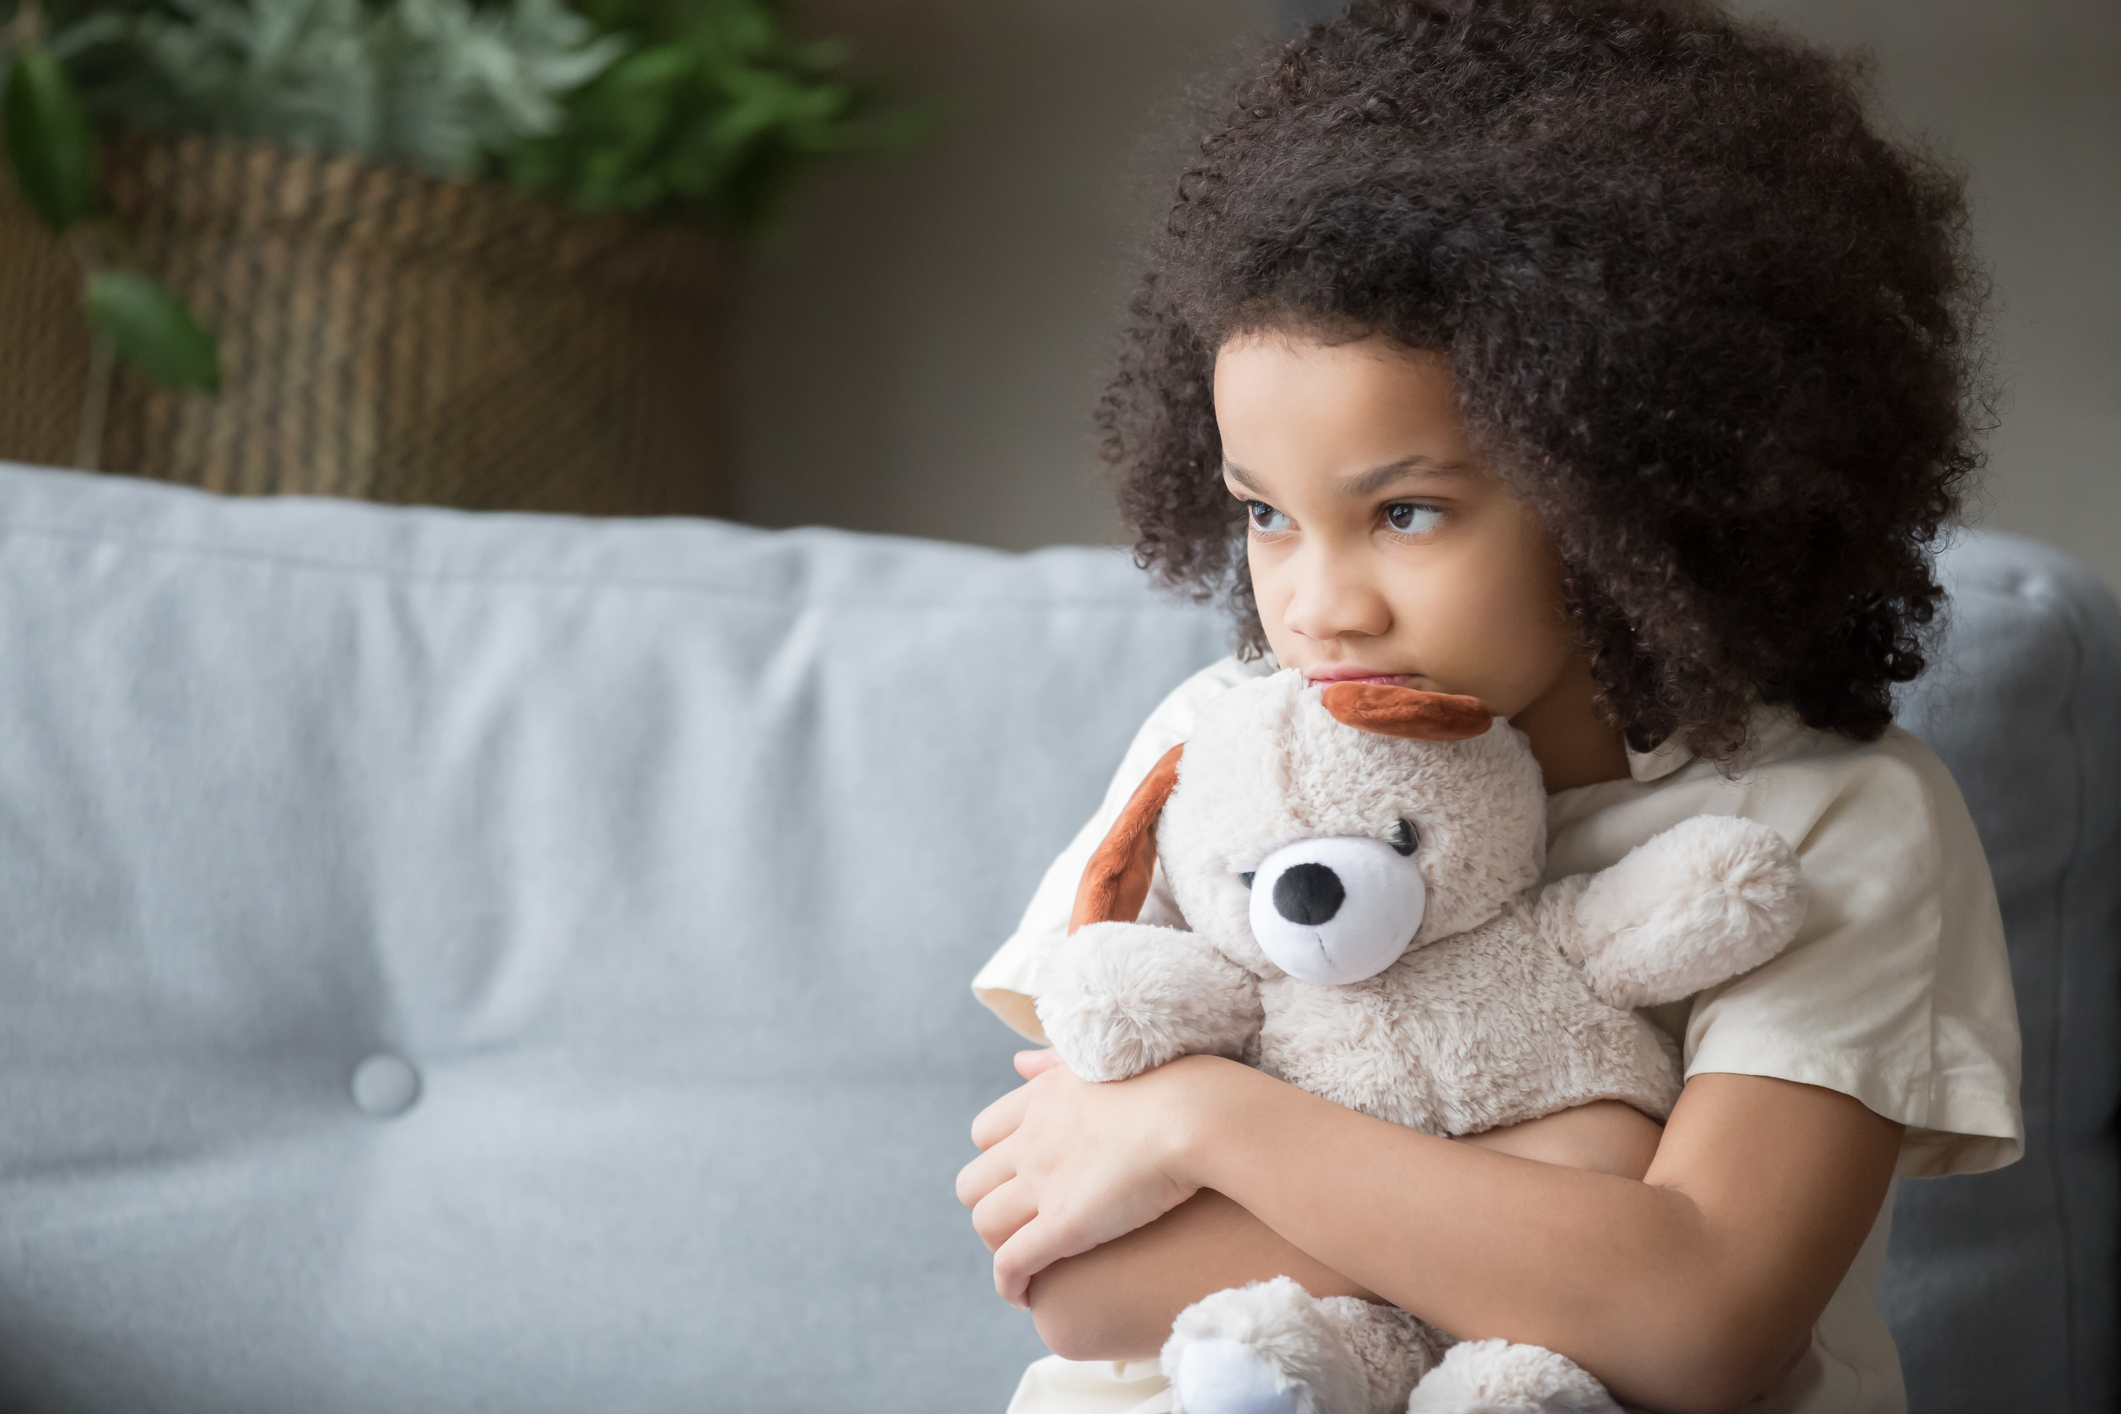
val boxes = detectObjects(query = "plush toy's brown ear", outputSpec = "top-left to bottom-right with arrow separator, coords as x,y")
1322,682 -> 1493,740
1068,743 -> 1184,934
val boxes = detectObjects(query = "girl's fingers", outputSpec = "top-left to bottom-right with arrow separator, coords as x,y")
992,1213 -> 1095,1308
1014,1048 -> 1065,1080
955,1142 -> 1016,1209
970,1082 -> 1031,1151
969,1174 -> 1040,1254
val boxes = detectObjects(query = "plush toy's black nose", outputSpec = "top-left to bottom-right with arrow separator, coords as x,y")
1273,862 -> 1345,926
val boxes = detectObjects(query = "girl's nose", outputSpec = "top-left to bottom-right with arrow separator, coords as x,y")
1280,548 -> 1393,643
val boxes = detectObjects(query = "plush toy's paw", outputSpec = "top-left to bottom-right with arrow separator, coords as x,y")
1162,1277 -> 1371,1414
1569,813 -> 1806,1009
1174,1339 -> 1305,1414
1404,1339 -> 1621,1414
1035,922 -> 1262,1082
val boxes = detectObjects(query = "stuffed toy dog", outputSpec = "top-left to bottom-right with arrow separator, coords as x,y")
1034,670 -> 1807,1414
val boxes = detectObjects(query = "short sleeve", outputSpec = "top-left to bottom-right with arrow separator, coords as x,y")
1670,728 -> 2024,1178
971,655 -> 1270,1040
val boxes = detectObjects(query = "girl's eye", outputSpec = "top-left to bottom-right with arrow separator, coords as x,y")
1385,503 -> 1443,535
1246,501 -> 1293,534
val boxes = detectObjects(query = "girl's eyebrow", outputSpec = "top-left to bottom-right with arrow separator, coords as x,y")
1221,457 -> 1472,496
1341,457 -> 1473,496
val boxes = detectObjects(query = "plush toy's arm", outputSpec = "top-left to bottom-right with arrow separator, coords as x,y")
1532,815 -> 1807,1010
1035,923 -> 1264,1082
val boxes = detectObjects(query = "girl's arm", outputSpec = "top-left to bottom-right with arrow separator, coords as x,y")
1025,1188 -> 1373,1357
960,1056 -> 1901,1414
1016,1082 -> 1667,1362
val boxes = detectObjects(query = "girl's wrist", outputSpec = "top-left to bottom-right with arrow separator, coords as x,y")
1152,1053 -> 1268,1192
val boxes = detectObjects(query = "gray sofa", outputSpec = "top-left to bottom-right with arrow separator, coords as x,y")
0,464 -> 2111,1413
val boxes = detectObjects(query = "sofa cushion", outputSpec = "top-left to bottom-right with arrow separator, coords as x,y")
0,465 -> 1229,1412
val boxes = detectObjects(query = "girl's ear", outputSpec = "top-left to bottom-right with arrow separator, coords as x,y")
1322,682 -> 1493,740
1068,744 -> 1184,933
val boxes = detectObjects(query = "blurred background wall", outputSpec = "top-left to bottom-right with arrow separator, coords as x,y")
732,0 -> 1275,551
733,0 -> 2120,590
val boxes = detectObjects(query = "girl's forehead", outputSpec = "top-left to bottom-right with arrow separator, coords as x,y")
1212,334 -> 1483,492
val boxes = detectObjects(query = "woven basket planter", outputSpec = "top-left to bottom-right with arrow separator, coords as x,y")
0,134 -> 735,516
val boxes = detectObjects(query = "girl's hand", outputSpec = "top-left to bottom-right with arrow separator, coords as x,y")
956,1049 -> 1214,1307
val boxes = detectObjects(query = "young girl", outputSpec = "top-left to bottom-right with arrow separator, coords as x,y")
957,3 -> 2021,1411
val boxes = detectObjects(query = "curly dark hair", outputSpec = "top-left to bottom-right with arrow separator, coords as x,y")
1098,0 -> 1988,757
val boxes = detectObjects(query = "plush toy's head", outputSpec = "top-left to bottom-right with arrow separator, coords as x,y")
1072,670 -> 1547,985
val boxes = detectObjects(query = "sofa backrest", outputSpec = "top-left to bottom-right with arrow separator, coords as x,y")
1886,531 -> 2119,1414
0,465 -> 2110,1413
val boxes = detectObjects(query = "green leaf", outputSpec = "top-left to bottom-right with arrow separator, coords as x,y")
602,44 -> 693,94
480,0 -> 930,230
84,269 -> 221,392
3,48 -> 97,234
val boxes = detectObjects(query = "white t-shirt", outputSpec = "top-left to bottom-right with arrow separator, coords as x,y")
973,656 -> 2023,1414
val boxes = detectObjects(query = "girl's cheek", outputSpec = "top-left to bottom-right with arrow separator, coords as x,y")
1245,543 -> 1283,607
1248,569 -> 1299,659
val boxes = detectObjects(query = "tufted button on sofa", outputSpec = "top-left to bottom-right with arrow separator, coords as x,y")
0,465 -> 2110,1413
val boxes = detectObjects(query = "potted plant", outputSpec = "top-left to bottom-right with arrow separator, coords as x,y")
0,0 -> 922,514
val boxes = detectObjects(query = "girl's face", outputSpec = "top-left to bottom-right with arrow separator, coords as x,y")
1213,331 -> 1598,737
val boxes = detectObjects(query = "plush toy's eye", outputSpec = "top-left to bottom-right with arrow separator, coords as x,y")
1389,818 -> 1419,856
1239,872 -> 1256,889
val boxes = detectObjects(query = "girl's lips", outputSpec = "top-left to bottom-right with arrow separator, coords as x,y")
1305,670 -> 1415,687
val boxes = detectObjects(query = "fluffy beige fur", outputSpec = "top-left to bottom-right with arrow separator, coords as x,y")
1034,670 -> 1806,1414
